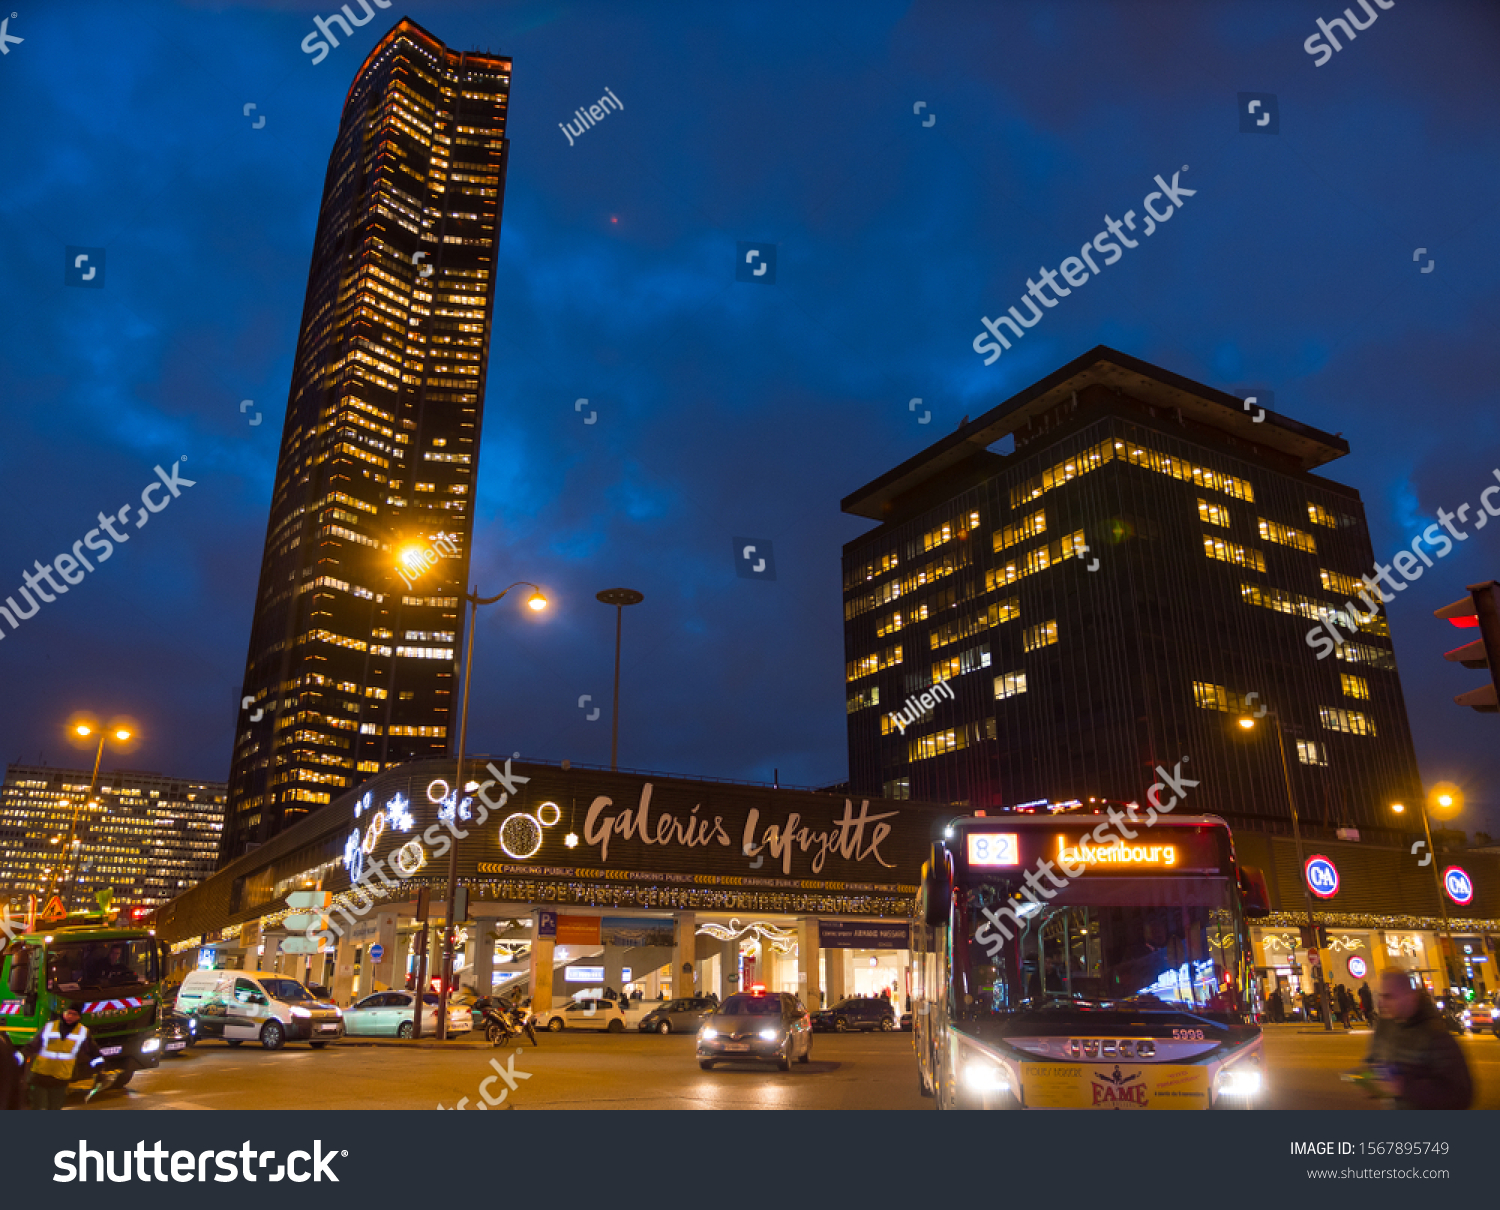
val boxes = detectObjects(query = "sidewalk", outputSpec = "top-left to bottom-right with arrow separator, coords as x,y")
1260,1021 -> 1370,1035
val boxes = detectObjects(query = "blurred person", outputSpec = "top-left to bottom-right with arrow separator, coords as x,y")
1361,969 -> 1471,1110
23,1006 -> 103,1110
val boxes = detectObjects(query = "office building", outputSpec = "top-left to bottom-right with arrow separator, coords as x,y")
224,19 -> 513,858
0,764 -> 225,910
841,346 -> 1424,837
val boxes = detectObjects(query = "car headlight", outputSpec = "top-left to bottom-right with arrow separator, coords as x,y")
141,1036 -> 162,1054
962,1060 -> 1010,1093
290,1007 -> 311,1018
1215,1067 -> 1262,1097
333,1007 -> 343,1018
700,1026 -> 718,1040
758,1028 -> 781,1041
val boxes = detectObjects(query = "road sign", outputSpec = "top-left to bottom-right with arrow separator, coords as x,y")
286,891 -> 331,909
279,937 -> 324,954
283,912 -> 325,932
369,943 -> 385,961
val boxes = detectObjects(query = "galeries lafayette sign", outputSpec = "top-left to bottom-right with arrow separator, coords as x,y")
583,784 -> 899,877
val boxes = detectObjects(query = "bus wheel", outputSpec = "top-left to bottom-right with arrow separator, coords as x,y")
112,1070 -> 134,1089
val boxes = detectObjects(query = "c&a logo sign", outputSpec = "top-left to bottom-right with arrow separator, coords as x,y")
1305,854 -> 1340,899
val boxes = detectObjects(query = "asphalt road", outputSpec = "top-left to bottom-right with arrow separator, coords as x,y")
60,1024 -> 1500,1111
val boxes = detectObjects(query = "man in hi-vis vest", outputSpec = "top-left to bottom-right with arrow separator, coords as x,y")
23,1006 -> 103,1110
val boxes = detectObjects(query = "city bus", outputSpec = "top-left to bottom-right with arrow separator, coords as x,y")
913,806 -> 1270,1110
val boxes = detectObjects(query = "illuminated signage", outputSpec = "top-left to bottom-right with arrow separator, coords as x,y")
1443,866 -> 1474,906
1347,955 -> 1367,979
1304,855 -> 1339,899
967,833 -> 1020,867
564,966 -> 632,983
1057,837 -> 1178,870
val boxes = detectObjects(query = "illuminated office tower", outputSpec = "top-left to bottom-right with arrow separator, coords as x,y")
224,19 -> 512,860
841,347 -> 1424,836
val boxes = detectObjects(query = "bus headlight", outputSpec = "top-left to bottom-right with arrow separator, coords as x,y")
1215,1067 -> 1262,1097
140,1037 -> 161,1054
962,1060 -> 1011,1093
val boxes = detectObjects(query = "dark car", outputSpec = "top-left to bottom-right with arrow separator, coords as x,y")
697,990 -> 812,1071
812,996 -> 897,1033
639,996 -> 718,1035
159,981 -> 196,1053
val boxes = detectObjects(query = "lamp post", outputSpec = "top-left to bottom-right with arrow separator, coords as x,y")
1392,785 -> 1462,992
434,580 -> 547,1040
595,588 -> 643,771
1236,711 -> 1333,1031
62,722 -> 132,911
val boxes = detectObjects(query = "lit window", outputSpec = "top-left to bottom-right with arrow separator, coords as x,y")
1197,499 -> 1230,528
1257,517 -> 1317,554
1296,740 -> 1327,766
1340,673 -> 1369,700
1319,707 -> 1375,737
1023,620 -> 1058,652
994,671 -> 1027,700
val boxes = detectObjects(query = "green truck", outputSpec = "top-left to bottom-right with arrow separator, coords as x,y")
1,917 -> 167,1086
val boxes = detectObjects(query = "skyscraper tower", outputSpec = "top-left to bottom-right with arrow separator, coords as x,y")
223,19 -> 512,860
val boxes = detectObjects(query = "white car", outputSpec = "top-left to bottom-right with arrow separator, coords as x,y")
539,997 -> 626,1033
342,990 -> 472,1039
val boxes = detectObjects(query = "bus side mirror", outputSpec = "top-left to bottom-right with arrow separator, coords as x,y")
922,844 -> 952,928
1239,866 -> 1271,918
6,948 -> 33,996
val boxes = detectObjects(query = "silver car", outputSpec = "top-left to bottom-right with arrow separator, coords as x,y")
697,990 -> 812,1071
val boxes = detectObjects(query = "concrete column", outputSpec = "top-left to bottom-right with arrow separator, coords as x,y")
826,942 -> 846,1005
332,933 -> 358,1006
470,923 -> 495,996
603,944 -> 625,996
798,919 -> 819,1009
673,912 -> 696,998
720,939 -> 738,998
529,914 -> 555,1011
365,912 -> 398,994
394,930 -> 412,989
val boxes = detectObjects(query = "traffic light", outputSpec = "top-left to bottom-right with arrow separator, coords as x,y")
1436,580 -> 1500,713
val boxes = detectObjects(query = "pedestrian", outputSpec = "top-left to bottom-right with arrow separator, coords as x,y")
1358,981 -> 1374,1022
1361,969 -> 1472,1109
1335,984 -> 1353,1030
1266,988 -> 1284,1023
0,1031 -> 25,1110
22,1006 -> 105,1110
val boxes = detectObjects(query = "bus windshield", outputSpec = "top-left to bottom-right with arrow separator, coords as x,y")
953,874 -> 1246,1023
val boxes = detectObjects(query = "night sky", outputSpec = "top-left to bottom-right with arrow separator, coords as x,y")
2,1 -> 1498,833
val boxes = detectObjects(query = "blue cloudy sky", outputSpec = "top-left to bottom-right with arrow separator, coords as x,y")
2,0 -> 1498,830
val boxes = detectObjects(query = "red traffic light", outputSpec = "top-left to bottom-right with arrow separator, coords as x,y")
1436,583 -> 1500,713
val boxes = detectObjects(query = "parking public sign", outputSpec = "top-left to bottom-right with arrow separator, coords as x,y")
1305,854 -> 1340,899
1443,866 -> 1475,906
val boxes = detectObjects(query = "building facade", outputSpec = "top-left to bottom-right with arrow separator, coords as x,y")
0,764 -> 224,912
224,18 -> 513,860
160,757 -> 934,1011
841,346 -> 1424,836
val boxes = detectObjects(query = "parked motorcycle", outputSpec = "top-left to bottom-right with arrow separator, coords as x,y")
477,997 -> 537,1046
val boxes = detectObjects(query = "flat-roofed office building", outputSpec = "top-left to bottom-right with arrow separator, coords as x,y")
841,346 -> 1424,837
0,764 -> 225,911
224,19 -> 513,859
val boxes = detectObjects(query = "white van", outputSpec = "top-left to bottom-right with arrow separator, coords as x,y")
176,969 -> 343,1050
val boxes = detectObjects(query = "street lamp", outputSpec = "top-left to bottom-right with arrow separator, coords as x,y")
595,588 -> 644,771
60,721 -> 133,911
1235,711 -> 1334,1032
1390,783 -> 1465,993
434,580 -> 547,1040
